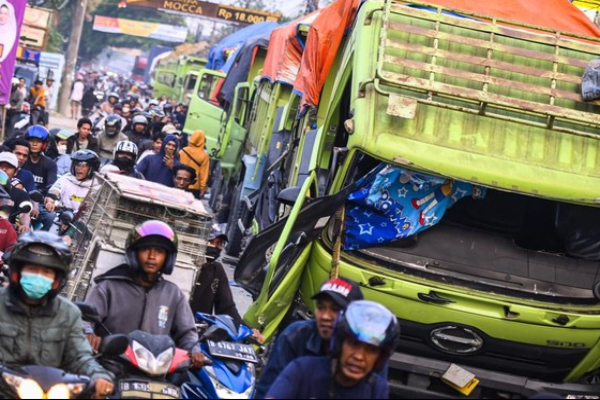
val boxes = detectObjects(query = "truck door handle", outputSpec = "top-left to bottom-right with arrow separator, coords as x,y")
418,292 -> 455,305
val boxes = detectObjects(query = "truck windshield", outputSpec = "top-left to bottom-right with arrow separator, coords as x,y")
338,153 -> 600,303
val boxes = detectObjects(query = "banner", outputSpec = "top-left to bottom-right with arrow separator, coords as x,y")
0,0 -> 26,106
24,6 -> 52,29
93,15 -> 188,43
19,25 -> 47,49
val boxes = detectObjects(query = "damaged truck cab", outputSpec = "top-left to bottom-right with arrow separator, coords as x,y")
237,0 -> 600,397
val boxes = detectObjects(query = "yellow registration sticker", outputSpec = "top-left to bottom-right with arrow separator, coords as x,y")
442,364 -> 480,396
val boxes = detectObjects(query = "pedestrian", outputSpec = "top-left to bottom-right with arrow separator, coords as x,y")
81,86 -> 97,117
137,134 -> 179,187
29,80 -> 46,126
44,78 -> 55,124
255,278 -> 365,398
70,76 -> 85,120
266,301 -> 399,399
67,118 -> 99,154
172,165 -> 196,192
179,130 -> 209,199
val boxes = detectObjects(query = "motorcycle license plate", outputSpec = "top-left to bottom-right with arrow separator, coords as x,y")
207,340 -> 259,363
120,380 -> 181,399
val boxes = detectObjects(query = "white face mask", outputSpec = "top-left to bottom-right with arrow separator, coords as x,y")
57,144 -> 67,155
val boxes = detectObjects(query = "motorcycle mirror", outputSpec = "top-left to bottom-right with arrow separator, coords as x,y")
75,302 -> 102,324
100,334 -> 129,357
200,325 -> 230,343
29,191 -> 44,204
277,187 -> 301,206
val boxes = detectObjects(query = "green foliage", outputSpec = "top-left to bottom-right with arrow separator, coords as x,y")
46,29 -> 66,53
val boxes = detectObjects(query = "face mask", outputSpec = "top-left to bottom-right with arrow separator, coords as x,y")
57,144 -> 67,155
114,156 -> 136,171
206,245 -> 221,261
20,272 -> 54,300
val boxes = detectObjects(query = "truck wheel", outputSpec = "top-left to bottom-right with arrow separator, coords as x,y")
209,163 -> 223,212
226,184 -> 243,257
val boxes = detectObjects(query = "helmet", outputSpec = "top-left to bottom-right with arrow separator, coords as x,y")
128,94 -> 139,103
55,129 -> 75,141
7,232 -> 73,300
108,92 -> 120,102
114,141 -> 139,159
71,150 -> 101,180
163,103 -> 173,113
150,108 -> 165,119
25,125 -> 50,142
331,300 -> 400,372
105,114 -> 122,137
149,100 -> 159,107
125,220 -> 179,276
132,115 -> 148,127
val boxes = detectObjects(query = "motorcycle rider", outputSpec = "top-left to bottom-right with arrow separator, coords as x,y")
255,277 -> 364,398
0,184 -> 17,253
28,80 -> 46,126
266,300 -> 400,399
125,114 -> 150,147
85,220 -> 205,368
101,141 -> 145,179
98,114 -> 128,159
45,150 -> 101,214
22,126 -> 57,231
101,92 -> 120,113
53,129 -> 75,176
66,118 -> 99,154
0,232 -> 114,398
0,154 -> 32,232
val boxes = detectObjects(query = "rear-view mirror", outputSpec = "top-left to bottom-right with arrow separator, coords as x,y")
100,335 -> 129,357
277,187 -> 301,206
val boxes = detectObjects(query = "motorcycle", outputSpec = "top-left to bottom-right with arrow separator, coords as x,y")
181,313 -> 260,400
77,303 -> 191,399
0,335 -> 127,399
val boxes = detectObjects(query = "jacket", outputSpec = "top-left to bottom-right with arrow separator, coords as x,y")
137,134 -> 180,187
56,154 -> 72,177
189,261 -> 242,325
0,288 -> 111,382
49,174 -> 99,213
85,265 -> 200,352
179,131 -> 210,193
66,134 -> 100,154
97,131 -> 129,159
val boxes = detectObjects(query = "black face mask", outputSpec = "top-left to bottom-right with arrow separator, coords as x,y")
206,245 -> 221,261
114,156 -> 136,171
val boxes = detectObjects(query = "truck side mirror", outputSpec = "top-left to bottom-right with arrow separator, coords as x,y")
277,187 -> 301,206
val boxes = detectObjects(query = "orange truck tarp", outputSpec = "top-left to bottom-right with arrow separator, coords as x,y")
294,0 -> 600,110
263,11 -> 320,85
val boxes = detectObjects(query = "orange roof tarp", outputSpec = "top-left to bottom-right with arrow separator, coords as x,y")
263,11 -> 321,85
294,0 -> 600,110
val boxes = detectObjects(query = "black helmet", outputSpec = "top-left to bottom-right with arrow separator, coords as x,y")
105,114 -> 122,137
71,150 -> 101,180
7,232 -> 73,300
125,220 -> 178,275
208,224 -> 228,243
331,300 -> 400,372
0,184 -> 14,219
163,103 -> 173,113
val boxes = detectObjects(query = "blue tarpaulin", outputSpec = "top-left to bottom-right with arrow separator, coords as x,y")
345,164 -> 487,251
206,22 -> 279,73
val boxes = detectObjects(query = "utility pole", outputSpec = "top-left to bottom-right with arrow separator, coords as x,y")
59,0 -> 89,115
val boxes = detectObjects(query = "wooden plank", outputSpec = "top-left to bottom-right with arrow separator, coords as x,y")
379,70 -> 600,128
385,40 -> 583,85
388,21 -> 591,69
383,56 -> 588,104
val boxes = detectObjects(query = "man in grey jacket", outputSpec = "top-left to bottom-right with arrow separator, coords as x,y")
0,232 -> 114,398
85,220 -> 205,368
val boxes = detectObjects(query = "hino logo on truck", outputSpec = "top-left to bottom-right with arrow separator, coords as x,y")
430,326 -> 484,355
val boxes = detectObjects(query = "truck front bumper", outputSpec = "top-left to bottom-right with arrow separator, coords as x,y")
389,352 -> 600,398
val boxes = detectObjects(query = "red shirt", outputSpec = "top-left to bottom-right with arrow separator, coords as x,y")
0,219 -> 17,253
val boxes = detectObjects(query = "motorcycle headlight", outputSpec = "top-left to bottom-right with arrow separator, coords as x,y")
205,366 -> 254,400
47,384 -> 70,399
2,373 -> 45,400
567,396 -> 600,399
133,340 -> 174,377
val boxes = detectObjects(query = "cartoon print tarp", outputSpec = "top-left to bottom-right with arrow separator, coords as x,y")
344,164 -> 486,250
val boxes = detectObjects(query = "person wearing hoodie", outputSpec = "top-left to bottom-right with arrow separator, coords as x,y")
54,129 -> 75,177
179,130 -> 209,199
137,134 -> 179,187
45,150 -> 101,214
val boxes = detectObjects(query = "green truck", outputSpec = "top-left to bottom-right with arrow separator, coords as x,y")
235,0 -> 600,397
151,56 -> 207,104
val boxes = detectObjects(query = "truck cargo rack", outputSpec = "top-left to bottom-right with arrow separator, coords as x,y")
375,0 -> 600,140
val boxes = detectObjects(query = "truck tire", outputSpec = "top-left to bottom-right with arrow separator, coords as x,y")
226,184 -> 243,257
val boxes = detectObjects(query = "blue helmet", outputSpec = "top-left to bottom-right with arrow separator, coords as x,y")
25,125 -> 50,142
331,300 -> 400,372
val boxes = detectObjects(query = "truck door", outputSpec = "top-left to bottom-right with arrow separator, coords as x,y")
217,83 -> 251,167
183,69 -> 226,156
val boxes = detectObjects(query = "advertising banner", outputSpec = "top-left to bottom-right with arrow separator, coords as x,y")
93,15 -> 188,43
0,0 -> 26,106
19,25 -> 47,49
23,6 -> 52,29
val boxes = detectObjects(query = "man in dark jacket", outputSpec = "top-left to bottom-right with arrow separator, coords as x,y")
1,232 -> 114,398
85,220 -> 205,368
66,118 -> 99,154
137,134 -> 179,187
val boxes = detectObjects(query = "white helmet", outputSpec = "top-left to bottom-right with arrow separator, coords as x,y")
114,141 -> 139,159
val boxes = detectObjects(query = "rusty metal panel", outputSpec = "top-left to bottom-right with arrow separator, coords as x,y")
387,94 -> 418,119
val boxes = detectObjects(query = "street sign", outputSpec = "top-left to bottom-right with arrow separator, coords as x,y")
123,0 -> 281,25
19,25 -> 47,49
24,6 -> 52,29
